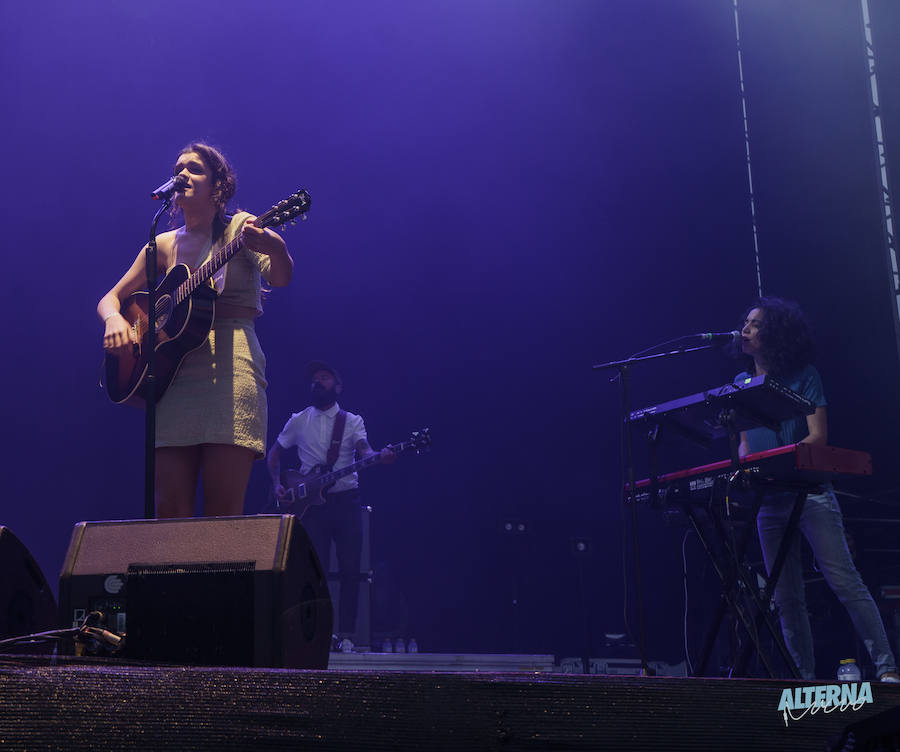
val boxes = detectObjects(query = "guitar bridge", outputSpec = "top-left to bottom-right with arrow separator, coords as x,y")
131,319 -> 144,357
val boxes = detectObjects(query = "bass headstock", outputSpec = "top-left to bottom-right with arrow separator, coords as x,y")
406,428 -> 432,454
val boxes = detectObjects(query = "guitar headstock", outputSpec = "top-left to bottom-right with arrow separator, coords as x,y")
259,189 -> 311,230
406,428 -> 432,454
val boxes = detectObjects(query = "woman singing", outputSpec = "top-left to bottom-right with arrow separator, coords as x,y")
737,296 -> 898,682
98,143 -> 293,518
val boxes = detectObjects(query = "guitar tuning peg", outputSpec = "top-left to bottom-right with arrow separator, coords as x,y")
300,213 -> 308,221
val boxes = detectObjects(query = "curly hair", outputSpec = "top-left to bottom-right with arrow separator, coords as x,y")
734,296 -> 816,377
170,142 -> 236,240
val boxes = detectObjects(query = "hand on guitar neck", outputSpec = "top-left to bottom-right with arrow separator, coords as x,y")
275,446 -> 394,515
101,189 -> 310,406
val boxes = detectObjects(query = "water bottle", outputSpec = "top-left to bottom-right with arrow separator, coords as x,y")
381,637 -> 392,653
407,637 -> 418,654
837,658 -> 862,682
394,637 -> 406,654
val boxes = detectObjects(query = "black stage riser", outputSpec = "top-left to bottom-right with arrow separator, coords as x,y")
0,527 -> 56,646
1,661 -> 898,751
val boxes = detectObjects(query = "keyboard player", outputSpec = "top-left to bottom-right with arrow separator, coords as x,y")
736,296 -> 898,682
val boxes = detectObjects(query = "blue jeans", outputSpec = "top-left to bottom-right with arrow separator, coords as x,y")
757,488 -> 897,680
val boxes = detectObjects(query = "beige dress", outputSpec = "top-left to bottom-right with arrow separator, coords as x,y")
155,212 -> 273,458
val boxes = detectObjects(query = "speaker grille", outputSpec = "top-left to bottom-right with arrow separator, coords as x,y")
124,562 -> 256,665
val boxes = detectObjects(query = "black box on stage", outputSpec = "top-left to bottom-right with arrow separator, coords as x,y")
0,526 -> 57,648
58,515 -> 333,668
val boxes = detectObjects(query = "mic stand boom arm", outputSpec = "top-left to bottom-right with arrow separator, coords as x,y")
592,343 -> 718,502
594,343 -> 716,373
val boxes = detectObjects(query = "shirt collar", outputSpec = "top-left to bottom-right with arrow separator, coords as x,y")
313,402 -> 341,418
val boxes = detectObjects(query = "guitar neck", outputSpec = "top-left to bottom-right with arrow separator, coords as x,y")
173,232 -> 246,306
167,190 -> 309,308
318,440 -> 414,485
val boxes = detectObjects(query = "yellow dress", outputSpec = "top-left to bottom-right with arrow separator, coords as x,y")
155,212 -> 273,458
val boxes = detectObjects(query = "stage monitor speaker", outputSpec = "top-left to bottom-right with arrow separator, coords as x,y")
0,526 -> 57,649
58,515 -> 332,668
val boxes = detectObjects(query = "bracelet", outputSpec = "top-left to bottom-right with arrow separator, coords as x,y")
103,311 -> 120,322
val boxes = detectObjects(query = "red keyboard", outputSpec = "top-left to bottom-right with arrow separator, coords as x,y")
626,444 -> 872,503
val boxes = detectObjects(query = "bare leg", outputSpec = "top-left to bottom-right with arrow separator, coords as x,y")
200,443 -> 255,517
155,446 -> 201,518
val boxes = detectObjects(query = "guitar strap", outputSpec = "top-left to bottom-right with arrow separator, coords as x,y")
326,410 -> 347,470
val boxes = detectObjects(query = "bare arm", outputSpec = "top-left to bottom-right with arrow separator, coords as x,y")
98,240 -> 170,353
356,439 -> 377,460
242,221 -> 293,287
738,431 -> 750,458
355,438 -> 396,464
98,246 -> 152,320
267,441 -> 285,490
799,406 -> 828,446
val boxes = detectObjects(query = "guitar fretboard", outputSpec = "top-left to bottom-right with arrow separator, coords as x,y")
173,232 -> 248,307
318,440 -> 414,484
165,189 -> 308,309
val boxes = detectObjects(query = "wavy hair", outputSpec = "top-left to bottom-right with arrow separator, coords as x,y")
170,142 -> 236,241
734,296 -> 816,377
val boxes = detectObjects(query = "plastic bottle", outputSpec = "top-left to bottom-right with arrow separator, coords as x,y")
837,658 -> 862,682
407,637 -> 418,654
394,637 -> 406,654
381,637 -> 392,653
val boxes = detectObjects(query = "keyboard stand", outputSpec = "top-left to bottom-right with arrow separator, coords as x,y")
733,487 -> 809,677
690,482 -> 806,679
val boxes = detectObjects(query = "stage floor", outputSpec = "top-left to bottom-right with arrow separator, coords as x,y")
328,651 -> 556,672
2,653 -> 898,751
328,651 -> 690,677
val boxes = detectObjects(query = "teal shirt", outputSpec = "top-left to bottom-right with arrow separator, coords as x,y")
735,364 -> 826,453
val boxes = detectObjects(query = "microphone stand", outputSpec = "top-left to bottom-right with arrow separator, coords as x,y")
143,199 -> 172,519
592,341 -> 715,677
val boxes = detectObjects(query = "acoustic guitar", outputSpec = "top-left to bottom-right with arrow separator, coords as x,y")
104,189 -> 310,405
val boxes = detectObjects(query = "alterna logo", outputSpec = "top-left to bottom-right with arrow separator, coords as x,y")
778,682 -> 873,726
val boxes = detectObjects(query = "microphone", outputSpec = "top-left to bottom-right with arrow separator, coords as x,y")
697,330 -> 741,345
151,174 -> 189,200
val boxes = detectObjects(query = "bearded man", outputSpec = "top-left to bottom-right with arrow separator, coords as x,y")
266,361 -> 394,652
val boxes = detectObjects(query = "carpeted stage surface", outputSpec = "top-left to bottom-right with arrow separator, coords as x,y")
2,656 -> 899,750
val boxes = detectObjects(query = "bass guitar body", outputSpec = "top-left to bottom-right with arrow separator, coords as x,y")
104,263 -> 216,406
278,466 -> 332,520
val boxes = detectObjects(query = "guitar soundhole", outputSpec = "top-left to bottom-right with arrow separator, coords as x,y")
155,295 -> 174,330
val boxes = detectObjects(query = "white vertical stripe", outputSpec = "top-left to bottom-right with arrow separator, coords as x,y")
861,0 -> 900,361
733,0 -> 763,298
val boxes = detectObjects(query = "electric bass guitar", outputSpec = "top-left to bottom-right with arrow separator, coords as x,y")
275,428 -> 432,519
104,189 -> 311,405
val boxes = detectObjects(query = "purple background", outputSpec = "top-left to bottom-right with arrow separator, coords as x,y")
2,0 -> 899,661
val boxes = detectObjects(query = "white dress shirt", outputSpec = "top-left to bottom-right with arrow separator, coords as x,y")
276,403 -> 367,492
